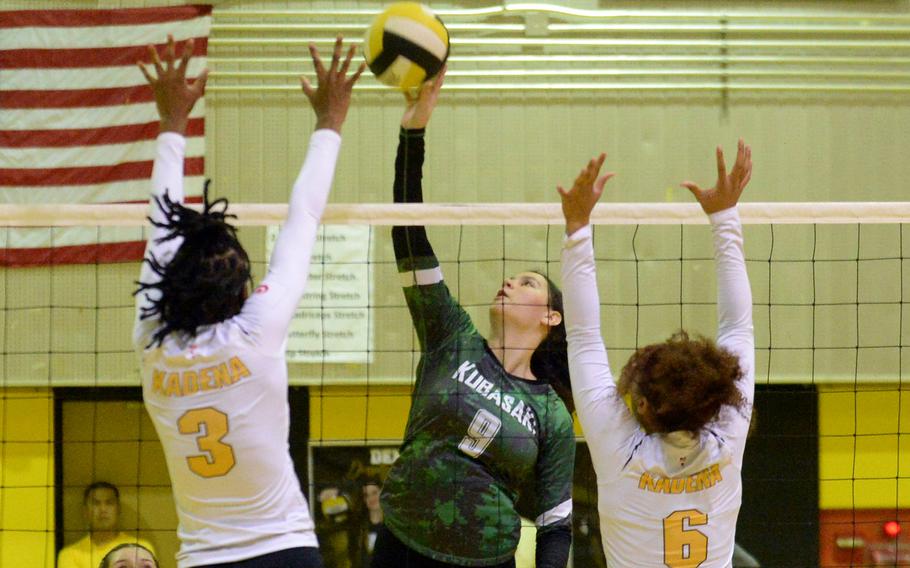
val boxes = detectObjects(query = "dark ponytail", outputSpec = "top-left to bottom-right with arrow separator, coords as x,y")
134,181 -> 252,347
529,272 -> 574,413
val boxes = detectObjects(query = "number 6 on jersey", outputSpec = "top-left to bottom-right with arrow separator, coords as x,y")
663,509 -> 708,568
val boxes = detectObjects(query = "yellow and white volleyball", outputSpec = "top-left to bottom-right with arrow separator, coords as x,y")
363,2 -> 449,91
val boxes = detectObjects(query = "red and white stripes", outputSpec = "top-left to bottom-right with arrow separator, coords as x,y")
0,5 -> 211,266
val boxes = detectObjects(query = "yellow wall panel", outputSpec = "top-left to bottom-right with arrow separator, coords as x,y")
0,389 -> 54,568
310,385 -> 413,441
855,390 -> 903,435
0,531 -> 55,568
819,385 -> 910,509
2,487 -> 53,531
3,396 -> 53,442
4,443 -> 53,488
311,383 -> 666,443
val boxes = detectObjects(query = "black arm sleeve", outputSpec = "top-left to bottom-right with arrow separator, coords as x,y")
535,524 -> 572,568
391,127 -> 435,268
390,127 -> 474,352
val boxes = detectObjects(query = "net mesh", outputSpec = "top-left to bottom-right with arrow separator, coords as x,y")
0,203 -> 907,567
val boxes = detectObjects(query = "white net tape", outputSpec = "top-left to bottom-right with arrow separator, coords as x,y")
0,201 -> 908,227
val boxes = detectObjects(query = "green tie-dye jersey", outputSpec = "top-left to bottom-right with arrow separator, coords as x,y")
382,254 -> 576,567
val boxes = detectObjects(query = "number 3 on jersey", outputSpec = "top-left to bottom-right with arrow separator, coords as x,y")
458,408 -> 502,458
663,509 -> 708,568
178,407 -> 235,477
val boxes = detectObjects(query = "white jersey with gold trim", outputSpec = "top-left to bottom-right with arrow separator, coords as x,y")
561,208 -> 754,568
134,130 -> 341,567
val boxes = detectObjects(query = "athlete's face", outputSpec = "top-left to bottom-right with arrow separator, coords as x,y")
85,487 -> 119,532
490,272 -> 555,330
105,545 -> 157,568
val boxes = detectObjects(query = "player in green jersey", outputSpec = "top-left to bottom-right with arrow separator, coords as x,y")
371,69 -> 576,568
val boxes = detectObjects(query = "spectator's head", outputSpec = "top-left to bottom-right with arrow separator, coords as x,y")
362,478 -> 382,513
99,543 -> 158,568
83,481 -> 120,533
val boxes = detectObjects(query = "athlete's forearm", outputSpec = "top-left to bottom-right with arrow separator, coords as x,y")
561,225 -> 615,392
535,524 -> 571,568
561,225 -> 603,338
149,132 -> 186,225
710,207 -> 754,356
561,223 -> 643,479
710,205 -> 756,454
267,128 -> 341,300
286,128 -> 341,224
134,133 -> 188,345
394,127 -> 425,204
141,134 -> 186,280
392,128 -> 436,269
239,129 -> 344,352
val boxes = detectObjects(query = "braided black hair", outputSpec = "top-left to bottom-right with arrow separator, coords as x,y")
135,181 -> 252,347
529,272 -> 574,414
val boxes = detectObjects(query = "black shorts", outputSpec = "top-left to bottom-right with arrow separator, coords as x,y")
199,547 -> 323,568
370,526 -> 515,568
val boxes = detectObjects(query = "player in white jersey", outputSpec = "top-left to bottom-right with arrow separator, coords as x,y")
558,141 -> 754,567
133,36 -> 364,567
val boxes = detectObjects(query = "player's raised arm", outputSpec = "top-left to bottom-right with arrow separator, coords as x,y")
135,36 -> 339,568
558,156 -> 639,478
250,37 -> 365,349
133,35 -> 207,348
391,67 -> 444,260
390,69 -> 472,351
682,139 -> 756,457
377,65 -> 574,565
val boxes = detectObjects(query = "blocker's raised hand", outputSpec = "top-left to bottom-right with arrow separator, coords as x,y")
301,35 -> 366,133
681,139 -> 753,215
138,34 -> 208,135
558,153 -> 615,237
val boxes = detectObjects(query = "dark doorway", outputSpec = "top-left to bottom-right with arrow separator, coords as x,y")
737,384 -> 819,567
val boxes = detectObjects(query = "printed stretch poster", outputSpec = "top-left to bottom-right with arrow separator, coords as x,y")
267,225 -> 373,363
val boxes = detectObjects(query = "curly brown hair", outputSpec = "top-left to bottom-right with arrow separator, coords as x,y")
618,330 -> 745,434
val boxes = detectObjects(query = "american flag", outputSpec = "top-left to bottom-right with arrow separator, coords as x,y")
0,5 -> 210,266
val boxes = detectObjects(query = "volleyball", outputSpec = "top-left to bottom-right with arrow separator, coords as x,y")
363,2 -> 449,91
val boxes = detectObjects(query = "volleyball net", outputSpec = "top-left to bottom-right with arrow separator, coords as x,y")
0,202 -> 907,567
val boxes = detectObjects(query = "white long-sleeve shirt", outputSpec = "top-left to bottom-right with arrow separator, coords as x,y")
561,207 -> 755,568
134,130 -> 341,567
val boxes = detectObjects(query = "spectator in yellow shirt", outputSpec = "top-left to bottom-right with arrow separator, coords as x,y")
57,482 -> 155,568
